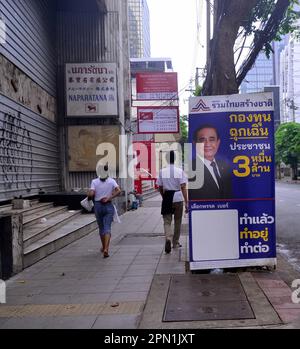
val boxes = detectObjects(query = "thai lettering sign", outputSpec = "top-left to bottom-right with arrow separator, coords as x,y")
66,63 -> 118,116
137,106 -> 179,134
188,92 -> 276,270
136,72 -> 178,100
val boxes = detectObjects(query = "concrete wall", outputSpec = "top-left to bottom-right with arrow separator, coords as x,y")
56,0 -> 132,212
0,54 -> 56,122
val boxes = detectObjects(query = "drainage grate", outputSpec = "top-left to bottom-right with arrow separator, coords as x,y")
163,274 -> 255,322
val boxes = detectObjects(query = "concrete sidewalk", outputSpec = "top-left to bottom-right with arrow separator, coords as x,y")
0,194 -> 300,329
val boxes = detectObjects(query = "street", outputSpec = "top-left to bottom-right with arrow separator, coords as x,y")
276,181 -> 300,272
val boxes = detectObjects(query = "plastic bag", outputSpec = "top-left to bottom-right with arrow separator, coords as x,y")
80,197 -> 94,212
113,204 -> 121,223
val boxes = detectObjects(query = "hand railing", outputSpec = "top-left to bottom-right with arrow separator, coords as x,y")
140,168 -> 154,178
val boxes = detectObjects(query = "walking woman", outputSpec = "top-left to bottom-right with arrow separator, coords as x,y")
88,165 -> 121,258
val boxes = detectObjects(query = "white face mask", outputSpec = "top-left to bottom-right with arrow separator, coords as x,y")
97,164 -> 109,179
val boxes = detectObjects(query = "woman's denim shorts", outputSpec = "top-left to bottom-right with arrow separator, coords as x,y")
94,201 -> 114,236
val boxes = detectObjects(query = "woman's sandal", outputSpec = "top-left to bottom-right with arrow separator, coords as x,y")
103,251 -> 109,258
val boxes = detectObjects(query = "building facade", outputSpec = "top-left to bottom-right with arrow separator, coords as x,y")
280,23 -> 300,124
0,0 -> 131,206
240,52 -> 275,94
128,0 -> 151,58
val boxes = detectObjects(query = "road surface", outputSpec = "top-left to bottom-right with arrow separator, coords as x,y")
276,181 -> 300,272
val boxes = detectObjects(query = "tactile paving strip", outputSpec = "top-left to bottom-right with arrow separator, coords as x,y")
0,301 -> 144,318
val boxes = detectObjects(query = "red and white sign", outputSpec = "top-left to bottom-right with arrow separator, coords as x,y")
136,73 -> 178,100
137,106 -> 179,134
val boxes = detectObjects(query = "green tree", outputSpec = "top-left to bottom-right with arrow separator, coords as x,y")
203,0 -> 299,95
275,122 -> 300,180
180,115 -> 188,144
194,85 -> 203,97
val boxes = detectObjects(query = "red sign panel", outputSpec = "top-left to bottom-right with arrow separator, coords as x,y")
139,112 -> 154,121
133,141 -> 157,181
136,72 -> 179,100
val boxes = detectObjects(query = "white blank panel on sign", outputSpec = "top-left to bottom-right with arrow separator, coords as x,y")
191,210 -> 239,261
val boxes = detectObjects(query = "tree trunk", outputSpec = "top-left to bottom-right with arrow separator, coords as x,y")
203,0 -> 259,96
292,163 -> 298,181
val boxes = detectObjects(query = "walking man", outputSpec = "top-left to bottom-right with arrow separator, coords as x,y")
157,151 -> 188,254
88,165 -> 121,258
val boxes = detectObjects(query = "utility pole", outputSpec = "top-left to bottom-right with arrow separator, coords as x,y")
195,67 -> 199,89
214,0 -> 218,31
206,0 -> 211,68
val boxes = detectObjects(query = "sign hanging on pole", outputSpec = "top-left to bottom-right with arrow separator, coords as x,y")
137,106 -> 179,134
188,93 -> 276,270
136,72 -> 179,101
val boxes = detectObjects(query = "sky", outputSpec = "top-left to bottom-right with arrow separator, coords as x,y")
147,0 -> 207,115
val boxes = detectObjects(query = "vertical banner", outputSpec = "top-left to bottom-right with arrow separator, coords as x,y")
188,93 -> 276,270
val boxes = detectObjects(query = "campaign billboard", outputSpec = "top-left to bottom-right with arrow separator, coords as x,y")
188,93 -> 276,270
136,72 -> 178,101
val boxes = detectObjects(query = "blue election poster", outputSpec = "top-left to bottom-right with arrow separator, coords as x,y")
188,93 -> 276,270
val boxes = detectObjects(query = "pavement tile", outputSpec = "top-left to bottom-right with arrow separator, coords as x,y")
114,282 -> 152,293
43,283 -> 116,295
6,286 -> 46,297
126,265 -> 158,272
90,270 -> 126,278
261,287 -> 292,297
253,279 -> 288,288
137,251 -> 162,257
102,260 -> 135,266
8,279 -> 61,288
68,293 -> 111,304
0,318 -> 9,327
5,295 -> 38,305
276,309 -> 300,324
24,294 -> 74,305
92,314 -> 140,329
0,316 -> 50,329
252,272 -> 281,281
125,270 -> 156,277
43,315 -> 98,329
58,278 -> 120,287
85,273 -> 122,281
155,265 -> 185,274
117,276 -> 153,284
108,292 -> 149,303
267,295 -> 300,308
13,271 -> 85,280
99,265 -> 130,272
117,246 -> 143,252
133,255 -> 160,262
45,265 -> 105,272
